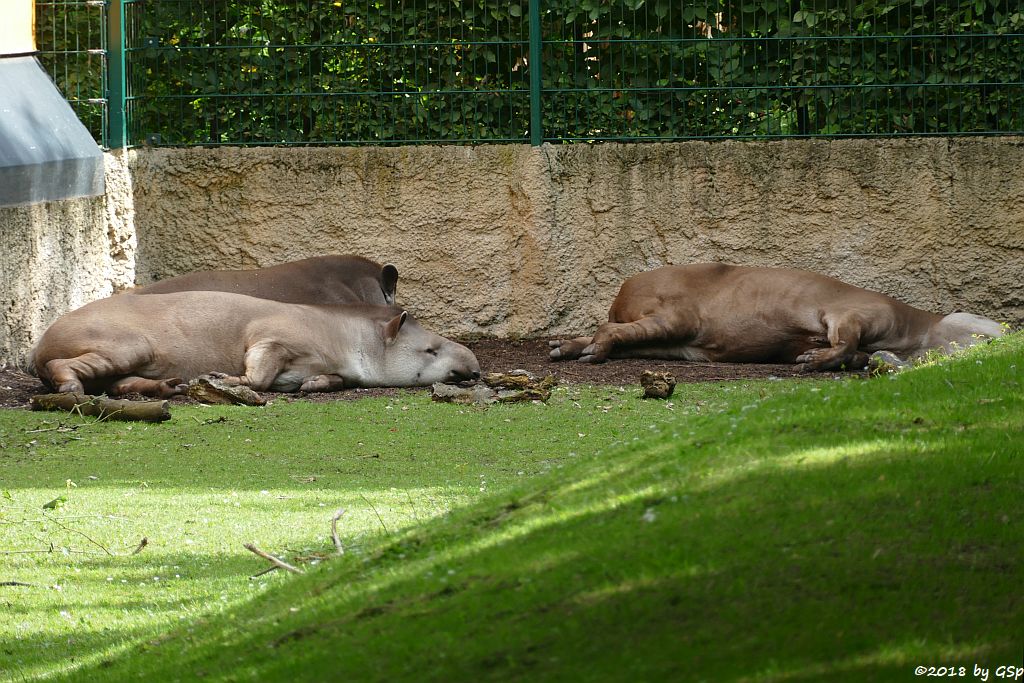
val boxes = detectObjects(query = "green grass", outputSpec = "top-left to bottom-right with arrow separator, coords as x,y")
1,337 -> 1022,682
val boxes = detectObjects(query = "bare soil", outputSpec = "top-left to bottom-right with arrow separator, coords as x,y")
0,337 -> 809,410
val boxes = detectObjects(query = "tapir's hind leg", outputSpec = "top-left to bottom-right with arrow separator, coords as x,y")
45,353 -> 129,394
44,349 -> 180,397
548,336 -> 594,361
551,315 -> 683,364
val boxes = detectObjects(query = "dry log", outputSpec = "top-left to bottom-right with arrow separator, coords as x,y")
30,393 -> 171,422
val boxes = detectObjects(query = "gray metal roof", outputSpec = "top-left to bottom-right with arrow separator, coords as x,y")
0,55 -> 103,207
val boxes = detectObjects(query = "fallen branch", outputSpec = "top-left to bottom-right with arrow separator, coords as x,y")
243,543 -> 304,575
30,393 -> 171,423
331,509 -> 346,555
360,495 -> 390,536
43,513 -> 114,557
1,581 -> 38,587
249,565 -> 279,579
130,537 -> 148,555
0,548 -> 87,555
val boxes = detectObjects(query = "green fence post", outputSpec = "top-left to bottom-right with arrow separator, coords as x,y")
529,0 -> 542,145
106,0 -> 126,148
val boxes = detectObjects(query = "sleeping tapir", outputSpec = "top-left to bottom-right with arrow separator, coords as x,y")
30,292 -> 479,397
131,254 -> 400,306
549,263 -> 1005,371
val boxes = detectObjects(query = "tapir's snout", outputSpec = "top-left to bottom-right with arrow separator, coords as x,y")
447,345 -> 481,382
450,367 -> 481,382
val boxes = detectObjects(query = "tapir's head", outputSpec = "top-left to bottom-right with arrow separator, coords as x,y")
373,310 -> 480,386
924,312 -> 1005,356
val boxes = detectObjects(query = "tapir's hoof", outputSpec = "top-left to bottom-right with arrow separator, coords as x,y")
159,379 -> 188,397
794,349 -> 818,364
548,340 -> 574,361
549,337 -> 596,362
579,344 -> 609,364
300,375 -> 333,392
795,348 -> 832,371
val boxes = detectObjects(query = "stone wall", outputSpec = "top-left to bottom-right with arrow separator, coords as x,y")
2,138 -> 1022,366
0,151 -> 135,366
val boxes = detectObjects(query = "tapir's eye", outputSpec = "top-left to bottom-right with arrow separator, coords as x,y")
425,347 -> 438,356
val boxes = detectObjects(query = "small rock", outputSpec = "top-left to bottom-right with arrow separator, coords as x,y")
640,370 -> 676,399
482,370 -> 535,389
868,351 -> 910,376
188,375 -> 266,406
431,382 -> 497,405
433,372 -> 557,405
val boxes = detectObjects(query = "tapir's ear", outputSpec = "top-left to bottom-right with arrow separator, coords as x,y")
382,310 -> 407,346
381,264 -> 399,305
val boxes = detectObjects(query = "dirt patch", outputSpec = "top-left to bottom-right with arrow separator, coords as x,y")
0,338 -> 808,410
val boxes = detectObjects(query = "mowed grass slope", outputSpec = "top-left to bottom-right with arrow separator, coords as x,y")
2,378 -> 766,681
3,335 -> 1023,682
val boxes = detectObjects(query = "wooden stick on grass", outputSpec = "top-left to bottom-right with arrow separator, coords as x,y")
331,509 -> 346,555
243,543 -> 304,574
30,393 -> 171,423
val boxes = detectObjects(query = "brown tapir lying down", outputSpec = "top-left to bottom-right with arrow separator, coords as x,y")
131,254 -> 400,306
549,263 -> 1005,371
30,292 -> 479,397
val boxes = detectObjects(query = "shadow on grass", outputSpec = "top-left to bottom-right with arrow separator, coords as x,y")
55,424 -> 1023,682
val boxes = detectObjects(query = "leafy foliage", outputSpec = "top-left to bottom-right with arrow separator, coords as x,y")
125,0 -> 532,145
40,0 -> 1024,145
541,0 -> 1024,139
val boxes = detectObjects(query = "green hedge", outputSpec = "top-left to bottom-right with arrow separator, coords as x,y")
115,0 -> 1024,144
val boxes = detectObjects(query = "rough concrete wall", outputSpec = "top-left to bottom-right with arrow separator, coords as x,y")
129,138 -> 1024,339
0,150 -> 135,366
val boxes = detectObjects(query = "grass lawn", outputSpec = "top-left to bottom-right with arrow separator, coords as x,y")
1,335 -> 1022,682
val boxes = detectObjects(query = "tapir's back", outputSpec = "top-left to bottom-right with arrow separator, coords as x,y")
131,255 -> 392,305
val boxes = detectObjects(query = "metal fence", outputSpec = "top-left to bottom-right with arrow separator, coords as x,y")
35,0 -> 108,144
36,1 -> 1024,148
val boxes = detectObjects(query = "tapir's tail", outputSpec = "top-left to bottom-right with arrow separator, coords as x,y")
23,344 -> 39,377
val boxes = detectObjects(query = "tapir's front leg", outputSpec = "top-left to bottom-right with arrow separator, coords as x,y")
795,314 -> 870,371
215,341 -> 294,390
299,374 -> 347,392
108,376 -> 188,398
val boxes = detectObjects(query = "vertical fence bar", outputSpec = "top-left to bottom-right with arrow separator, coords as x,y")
106,0 -> 126,148
528,0 -> 542,145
